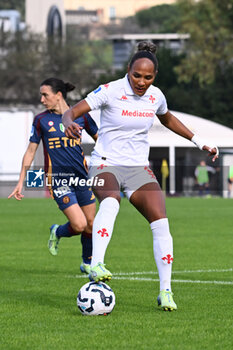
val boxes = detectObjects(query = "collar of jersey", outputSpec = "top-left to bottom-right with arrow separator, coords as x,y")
47,109 -> 62,116
124,74 -> 154,97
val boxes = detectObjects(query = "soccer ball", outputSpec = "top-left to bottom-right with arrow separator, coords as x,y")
77,281 -> 115,316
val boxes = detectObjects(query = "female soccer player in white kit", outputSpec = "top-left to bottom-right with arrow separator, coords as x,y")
62,42 -> 219,311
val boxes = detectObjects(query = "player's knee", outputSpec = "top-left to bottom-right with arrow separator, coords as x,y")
71,218 -> 87,233
150,213 -> 167,222
86,215 -> 94,227
85,216 -> 94,232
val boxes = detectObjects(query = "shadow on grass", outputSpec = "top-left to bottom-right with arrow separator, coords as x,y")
0,288 -> 78,312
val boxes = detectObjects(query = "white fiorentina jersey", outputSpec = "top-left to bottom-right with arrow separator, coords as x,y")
85,75 -> 168,166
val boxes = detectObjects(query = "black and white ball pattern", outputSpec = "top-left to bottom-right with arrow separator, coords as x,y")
77,281 -> 115,316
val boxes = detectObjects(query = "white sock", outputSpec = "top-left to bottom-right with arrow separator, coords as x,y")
150,218 -> 173,291
91,197 -> 120,267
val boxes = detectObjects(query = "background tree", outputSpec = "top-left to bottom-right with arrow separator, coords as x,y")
135,4 -> 181,33
44,38 -> 112,100
0,31 -> 45,104
155,47 -> 233,129
0,30 -> 112,104
175,0 -> 233,85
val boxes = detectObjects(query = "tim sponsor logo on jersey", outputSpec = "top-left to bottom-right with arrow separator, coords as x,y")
122,109 -> 154,118
48,136 -> 80,149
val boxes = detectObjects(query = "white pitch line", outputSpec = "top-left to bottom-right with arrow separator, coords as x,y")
67,267 -> 233,286
67,275 -> 233,285
113,268 -> 233,276
113,276 -> 233,285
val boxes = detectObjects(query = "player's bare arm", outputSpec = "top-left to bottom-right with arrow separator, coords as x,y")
157,110 -> 194,140
63,100 -> 91,139
157,111 -> 218,162
8,142 -> 39,200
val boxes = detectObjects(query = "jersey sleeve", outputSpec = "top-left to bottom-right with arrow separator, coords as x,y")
85,84 -> 109,110
79,113 -> 98,137
156,91 -> 168,116
29,116 -> 42,144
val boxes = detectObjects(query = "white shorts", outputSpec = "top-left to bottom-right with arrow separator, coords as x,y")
88,157 -> 158,199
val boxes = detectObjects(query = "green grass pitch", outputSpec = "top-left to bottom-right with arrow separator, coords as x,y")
0,197 -> 232,350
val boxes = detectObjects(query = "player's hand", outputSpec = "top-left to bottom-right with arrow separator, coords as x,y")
64,122 -> 83,139
202,145 -> 219,162
8,184 -> 24,200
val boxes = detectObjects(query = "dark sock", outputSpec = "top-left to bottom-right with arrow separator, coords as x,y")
56,222 -> 79,238
81,232 -> 92,264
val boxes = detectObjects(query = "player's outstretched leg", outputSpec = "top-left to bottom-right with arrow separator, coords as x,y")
89,262 -> 112,282
157,290 -> 177,311
48,224 -> 60,256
